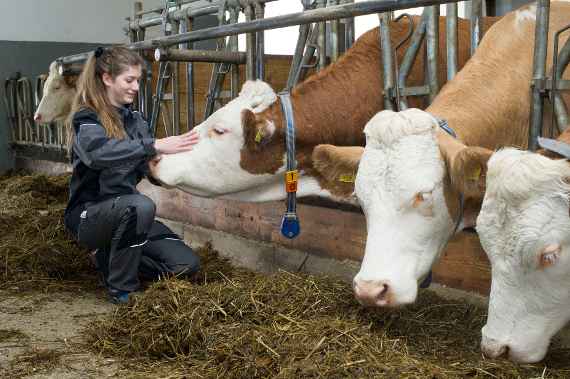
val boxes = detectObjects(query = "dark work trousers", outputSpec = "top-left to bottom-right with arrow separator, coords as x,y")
76,194 -> 200,292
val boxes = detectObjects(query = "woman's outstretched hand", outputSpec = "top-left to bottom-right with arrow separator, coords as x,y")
154,130 -> 199,154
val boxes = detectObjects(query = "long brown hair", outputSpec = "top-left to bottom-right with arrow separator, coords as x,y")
67,46 -> 145,141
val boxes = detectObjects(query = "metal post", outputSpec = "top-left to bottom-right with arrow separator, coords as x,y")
229,7 -> 240,99
172,19 -> 181,136
341,0 -> 355,50
379,12 -> 395,110
184,17 -> 195,130
205,2 -> 230,119
446,2 -> 458,81
245,3 -> 256,80
397,11 -> 428,109
426,5 -> 440,103
328,0 -> 340,62
470,0 -> 482,56
255,1 -> 266,80
295,23 -> 321,84
552,28 -> 570,132
286,0 -> 313,90
317,0 -> 327,70
528,0 -> 550,151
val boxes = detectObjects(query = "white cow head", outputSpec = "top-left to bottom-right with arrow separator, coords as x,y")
34,61 -> 77,123
477,148 -> 570,363
151,80 -> 290,201
349,109 -> 490,307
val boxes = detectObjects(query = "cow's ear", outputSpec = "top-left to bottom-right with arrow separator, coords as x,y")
242,109 -> 275,151
312,144 -> 364,184
448,146 -> 493,199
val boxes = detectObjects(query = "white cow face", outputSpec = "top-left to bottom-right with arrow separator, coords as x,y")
151,80 -> 286,200
34,62 -> 77,123
477,148 -> 570,363
353,109 -> 455,307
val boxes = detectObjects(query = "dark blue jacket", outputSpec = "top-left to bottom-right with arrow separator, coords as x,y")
64,106 -> 157,236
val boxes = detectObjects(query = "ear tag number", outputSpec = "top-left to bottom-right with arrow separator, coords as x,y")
339,174 -> 356,183
285,170 -> 298,193
255,130 -> 264,143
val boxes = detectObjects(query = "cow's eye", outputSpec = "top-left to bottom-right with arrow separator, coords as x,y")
213,127 -> 225,135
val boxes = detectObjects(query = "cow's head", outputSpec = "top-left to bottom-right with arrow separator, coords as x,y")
34,61 -> 77,124
348,109 -> 490,307
151,80 -> 293,200
477,148 -> 570,363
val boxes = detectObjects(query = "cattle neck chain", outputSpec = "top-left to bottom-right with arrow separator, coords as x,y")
278,91 -> 301,239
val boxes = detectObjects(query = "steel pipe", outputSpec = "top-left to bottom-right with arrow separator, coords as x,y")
529,0 -> 551,150
155,47 -> 246,63
426,5 -> 440,103
379,12 -> 395,110
128,0 -> 462,50
552,25 -> 570,131
445,2 -> 458,80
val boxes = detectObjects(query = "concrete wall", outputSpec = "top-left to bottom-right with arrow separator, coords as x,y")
0,0 -> 159,43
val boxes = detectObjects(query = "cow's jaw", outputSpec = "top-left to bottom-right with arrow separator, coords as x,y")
353,110 -> 454,307
477,148 -> 570,363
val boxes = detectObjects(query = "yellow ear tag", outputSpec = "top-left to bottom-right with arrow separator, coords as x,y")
285,170 -> 299,193
255,129 -> 264,143
467,166 -> 481,181
339,174 -> 356,183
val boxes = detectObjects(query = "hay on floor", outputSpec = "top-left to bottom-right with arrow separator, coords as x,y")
0,172 -> 95,290
85,250 -> 570,378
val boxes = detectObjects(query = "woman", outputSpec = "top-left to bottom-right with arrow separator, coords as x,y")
64,46 -> 200,304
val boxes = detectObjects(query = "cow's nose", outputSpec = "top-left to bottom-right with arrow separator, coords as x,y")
353,279 -> 392,306
34,113 -> 41,123
481,336 -> 509,358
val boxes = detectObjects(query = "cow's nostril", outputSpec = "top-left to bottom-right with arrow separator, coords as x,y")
378,283 -> 389,298
34,113 -> 41,122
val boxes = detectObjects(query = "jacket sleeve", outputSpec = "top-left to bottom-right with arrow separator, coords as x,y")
72,109 -> 157,170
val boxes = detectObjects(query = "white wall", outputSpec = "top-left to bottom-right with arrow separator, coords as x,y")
0,0 -> 158,43
0,0 -> 469,50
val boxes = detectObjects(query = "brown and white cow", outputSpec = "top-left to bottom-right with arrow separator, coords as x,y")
34,61 -> 77,124
150,16 -> 497,201
312,2 -> 570,307
476,129 -> 570,363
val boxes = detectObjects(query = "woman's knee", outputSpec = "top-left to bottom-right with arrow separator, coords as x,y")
130,194 -> 156,220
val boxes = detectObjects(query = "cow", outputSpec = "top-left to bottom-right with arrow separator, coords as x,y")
34,61 -> 77,124
149,16 -> 498,202
476,129 -> 570,363
310,1 -> 570,307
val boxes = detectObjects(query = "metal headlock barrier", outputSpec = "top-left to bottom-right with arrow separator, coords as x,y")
528,0 -> 570,150
8,0 -> 569,163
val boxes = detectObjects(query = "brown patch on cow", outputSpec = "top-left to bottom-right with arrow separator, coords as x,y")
240,107 -> 285,175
